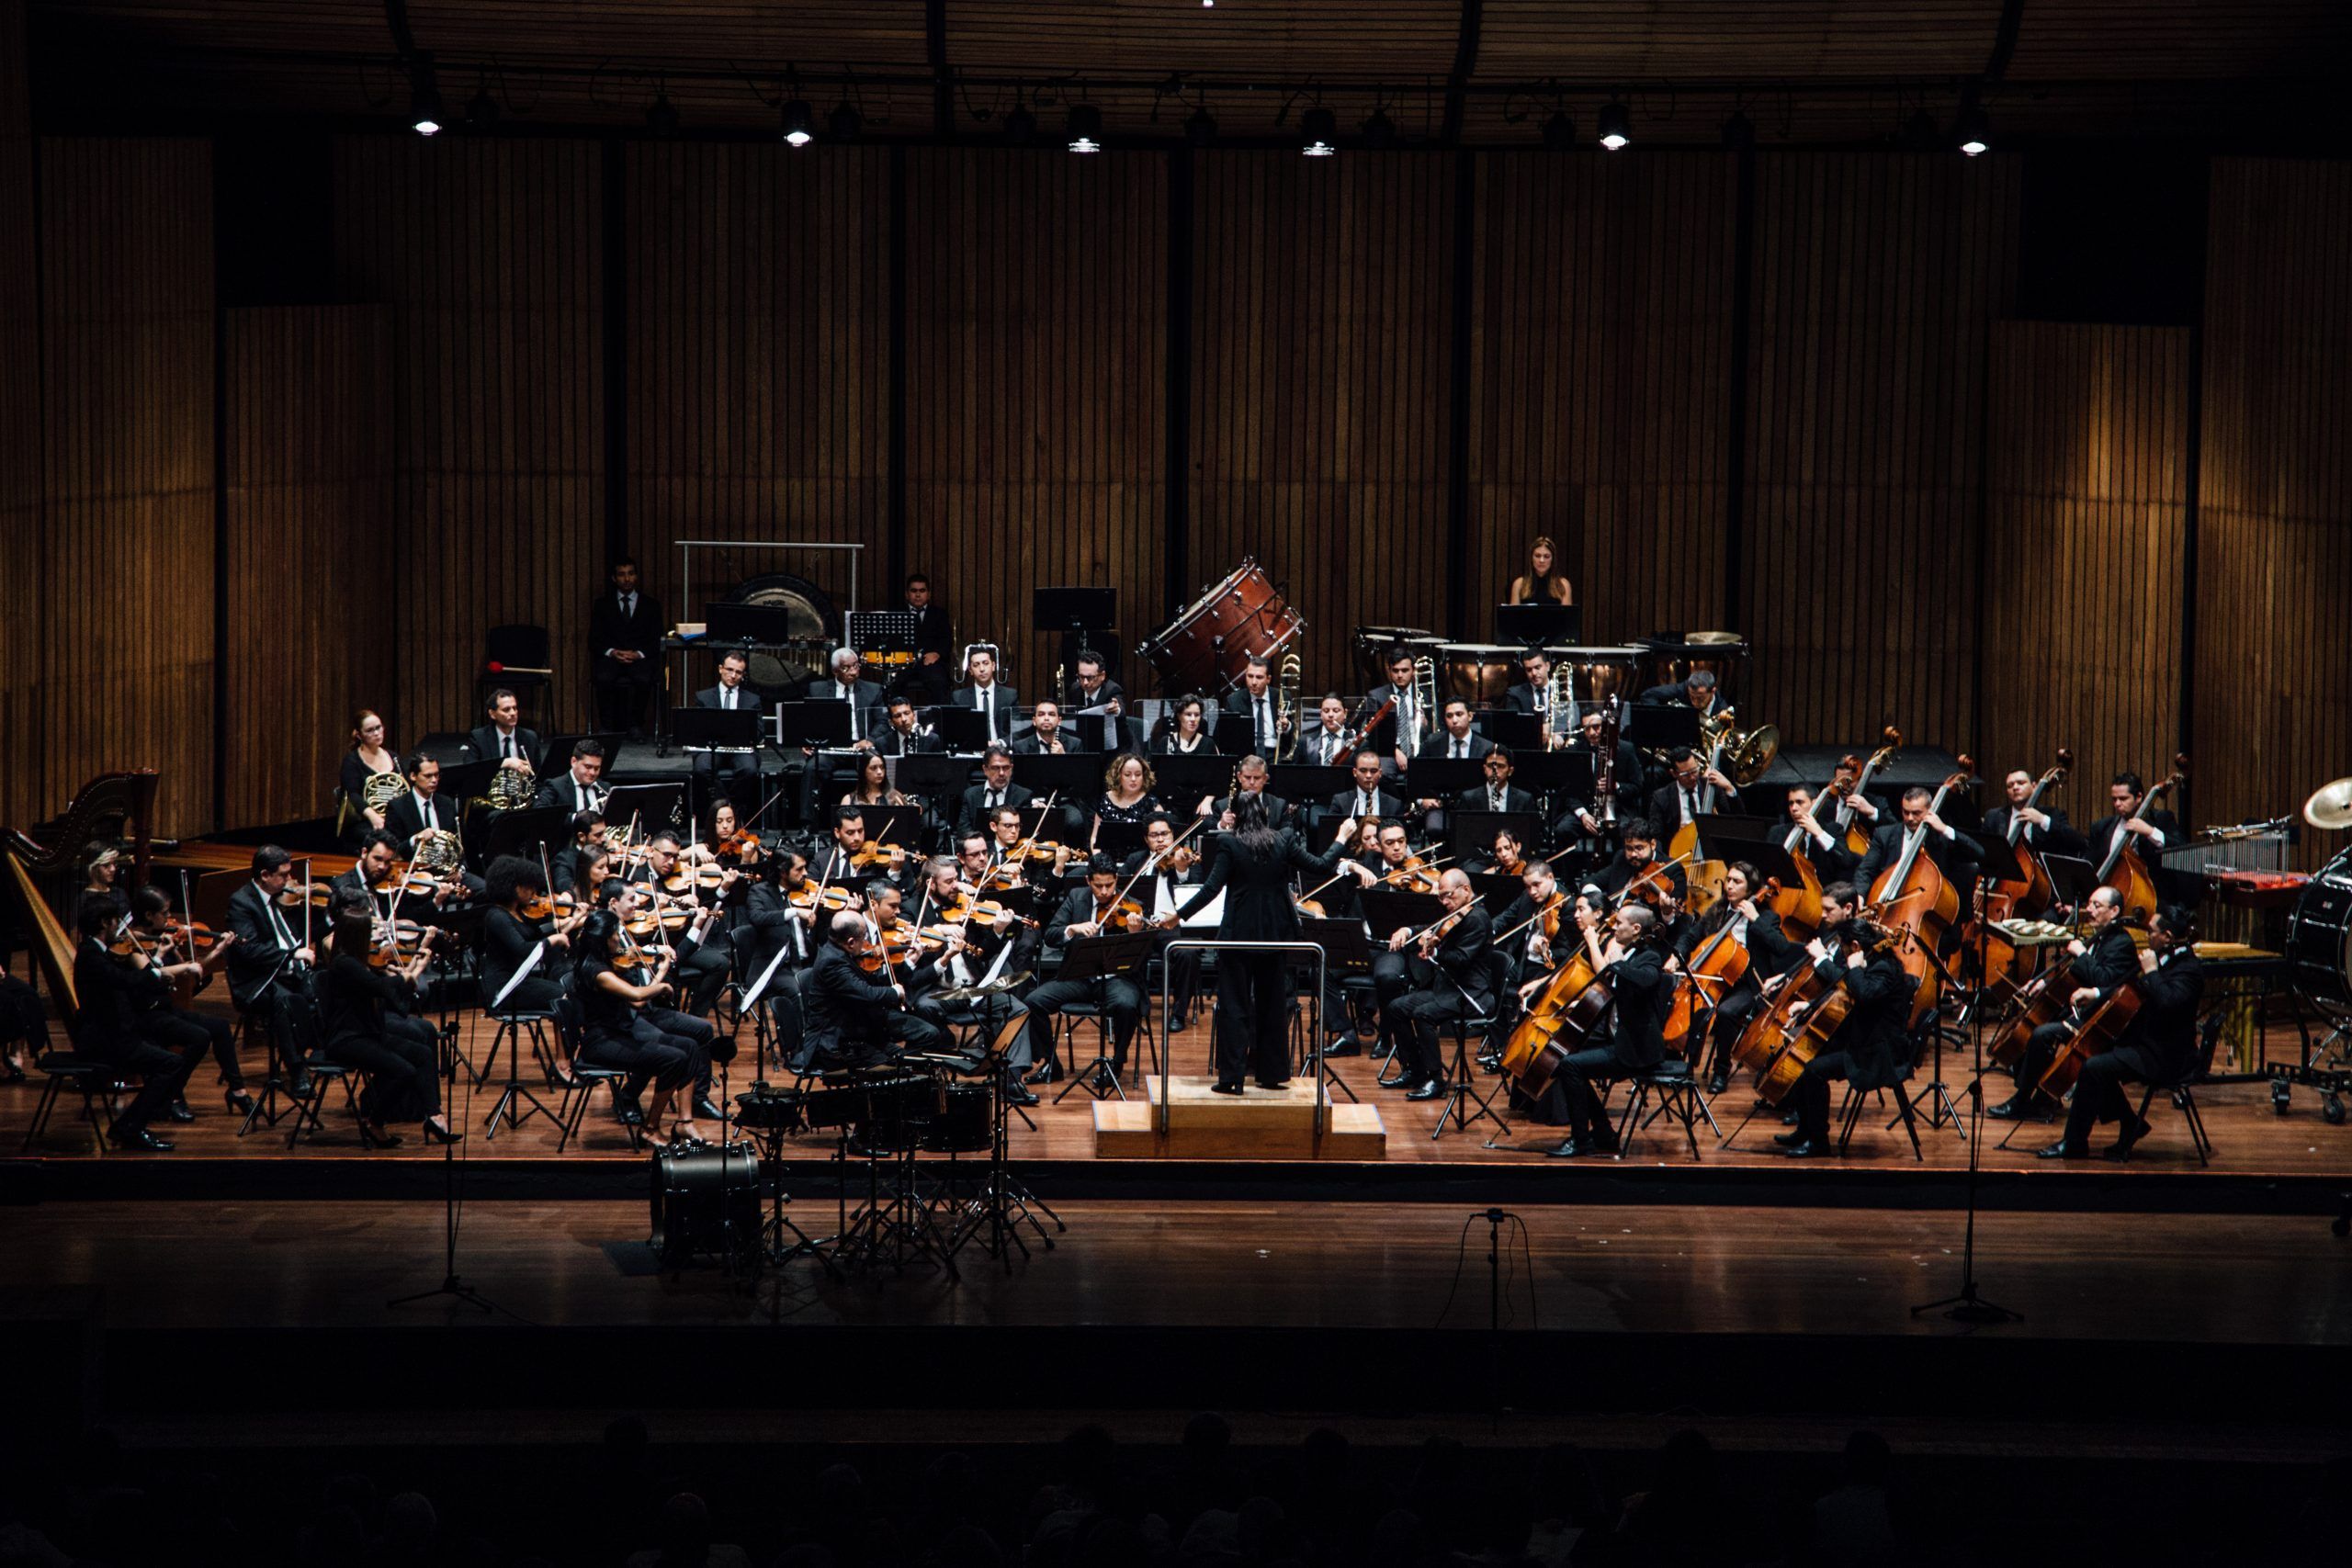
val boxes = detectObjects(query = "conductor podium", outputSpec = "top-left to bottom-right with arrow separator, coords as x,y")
1091,1077 -> 1386,1159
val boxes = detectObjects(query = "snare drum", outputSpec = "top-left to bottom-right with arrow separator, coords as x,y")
648,1140 -> 761,1264
918,1083 -> 994,1154
2289,853 -> 2352,1008
1140,559 -> 1305,695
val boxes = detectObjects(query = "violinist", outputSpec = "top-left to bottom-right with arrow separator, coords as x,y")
1589,818 -> 1687,908
741,850 -> 818,986
956,745 -> 1035,840
332,829 -> 401,908
637,830 -> 737,1016
1670,862 -> 1800,1095
1328,750 -> 1406,824
1377,867 -> 1495,1101
223,846 -> 319,1059
1196,754 -> 1292,831
982,804 -> 1059,893
72,897 -> 202,1151
1496,861 -> 1566,988
1647,747 -> 1736,837
1026,854 -> 1152,1084
481,857 -> 572,1017
1150,694 -> 1215,757
899,860 -> 1033,1092
802,908 -> 947,1069
2085,771 -> 2180,872
1854,787 -> 1983,907
1781,787 -> 1857,880
1547,901 -> 1672,1157
679,800 -> 757,870
1466,825 -> 1532,880
1122,814 -> 1214,1022
317,896 -> 460,1146
2035,905 -> 2204,1161
1776,883 -> 1916,1158
1988,886 -> 2140,1122
119,886 -> 246,1120
572,909 -> 709,1141
810,804 -> 875,887
1983,768 -> 2087,857
1363,822 -> 1435,1017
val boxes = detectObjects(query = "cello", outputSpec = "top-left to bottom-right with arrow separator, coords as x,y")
1730,923 -> 1905,1104
1832,728 -> 1902,858
1500,908 -> 1616,1098
1865,758 -> 1972,1021
2096,754 -> 2184,925
1661,910 -> 1753,1055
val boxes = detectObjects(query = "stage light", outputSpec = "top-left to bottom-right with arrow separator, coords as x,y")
1957,105 -> 1990,156
1004,100 -> 1038,145
1185,105 -> 1218,146
1067,102 -> 1103,153
645,94 -> 679,138
780,97 -> 814,147
1597,101 -> 1630,151
1541,110 -> 1574,151
1721,109 -> 1755,150
410,69 -> 443,137
1361,107 -> 1396,150
1301,106 -> 1338,157
830,100 -> 862,141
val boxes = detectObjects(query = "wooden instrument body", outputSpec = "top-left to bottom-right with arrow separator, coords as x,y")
1732,960 -> 1858,1105
2101,845 -> 2160,926
1662,924 -> 1751,1052
2039,982 -> 2145,1100
1501,951 -> 1606,1097
1987,953 -> 2077,1066
1763,861 -> 1823,941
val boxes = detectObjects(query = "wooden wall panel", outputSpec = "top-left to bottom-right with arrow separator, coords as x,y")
38,138 -> 214,835
1466,152 -> 1738,647
1738,152 -> 2019,756
2196,158 -> 2352,868
1979,322 -> 2189,820
626,144 -> 889,667
1190,151 -> 1453,698
333,136 -> 604,740
905,150 -> 1166,705
223,306 -> 396,830
0,0 -> 39,832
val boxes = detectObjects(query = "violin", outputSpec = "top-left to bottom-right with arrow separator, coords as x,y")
787,882 -> 860,913
1090,897 -> 1148,933
858,919 -> 946,973
1385,855 -> 1443,895
850,840 -> 911,870
937,893 -> 1037,930
662,863 -> 732,896
718,828 -> 765,864
519,888 -> 578,922
368,919 -> 436,969
1619,860 -> 1682,912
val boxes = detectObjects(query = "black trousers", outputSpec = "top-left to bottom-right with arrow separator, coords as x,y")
1385,986 -> 1474,1088
584,1014 -> 704,1097
594,658 -> 656,734
1025,976 -> 1143,1068
137,1007 -> 243,1091
85,1036 -> 196,1136
1210,951 -> 1295,1086
327,1028 -> 441,1125
911,991 -> 1032,1070
673,941 -> 733,1017
1792,1049 -> 1862,1145
1,973 -> 50,1057
492,976 -> 563,1017
1701,987 -> 1761,1080
2006,1021 -> 2073,1104
2064,1043 -> 2161,1149
1553,1045 -> 1624,1138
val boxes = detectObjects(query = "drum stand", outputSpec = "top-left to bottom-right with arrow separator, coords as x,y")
831,1079 -> 961,1280
949,1015 -> 1063,1270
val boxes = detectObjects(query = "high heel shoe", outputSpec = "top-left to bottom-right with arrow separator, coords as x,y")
423,1118 -> 464,1145
224,1087 -> 256,1116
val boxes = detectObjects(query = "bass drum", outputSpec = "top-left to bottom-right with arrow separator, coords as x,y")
726,571 -> 842,692
2288,852 -> 2352,1009
648,1140 -> 761,1266
1138,559 -> 1304,697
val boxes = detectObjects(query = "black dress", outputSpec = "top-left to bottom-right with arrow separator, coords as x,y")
1175,827 -> 1350,1087
317,953 -> 441,1125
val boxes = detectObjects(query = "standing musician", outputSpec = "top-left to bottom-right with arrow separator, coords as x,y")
1670,862 -> 1800,1096
571,909 -> 710,1141
1221,654 -> 1288,758
1151,694 -> 1216,756
1775,883 -> 1916,1158
1648,746 -> 1737,837
71,897 -> 203,1152
1418,700 -> 1494,763
1782,786 -> 1858,880
1065,648 -> 1125,718
470,687 -> 541,776
1546,901 -> 1672,1158
870,695 -> 941,757
1025,854 -> 1152,1083
1988,886 -> 2141,1121
2034,906 -> 2205,1160
957,647 -> 1020,748
1013,698 -> 1082,754
900,572 -> 955,704
2085,771 -> 2181,871
534,739 -> 610,818
1508,535 -> 1574,605
338,708 -> 401,845
1984,768 -> 2088,858
1367,648 -> 1432,769
381,751 -> 459,849
802,908 -> 944,1069
693,649 -> 767,812
590,557 -> 664,737
1854,786 -> 1984,902
956,745 -> 1035,840
1377,867 -> 1495,1101
317,898 -> 459,1147
1457,748 -> 1537,816
223,845 -> 320,1057
1329,750 -> 1407,824
120,886 -> 245,1120
1197,754 -> 1293,831
1636,667 -> 1723,717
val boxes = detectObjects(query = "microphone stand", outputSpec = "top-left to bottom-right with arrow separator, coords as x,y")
1912,864 -> 2022,1325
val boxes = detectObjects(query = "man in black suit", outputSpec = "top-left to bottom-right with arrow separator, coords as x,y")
1646,746 -> 1737,840
1196,754 -> 1291,831
221,846 -> 319,1085
534,739 -> 609,818
469,687 -> 543,776
1504,648 -> 1570,739
805,647 -> 886,744
800,910 -> 945,1070
1636,668 -> 1723,720
956,647 -> 1021,749
1989,886 -> 2141,1120
1367,648 -> 1432,769
870,696 -> 941,757
1454,748 -> 1538,817
1780,785 -> 1860,881
1416,700 -> 1494,762
381,752 -> 460,852
1377,869 -> 1496,1100
1328,750 -> 1407,822
1588,818 -> 1688,908
70,898 -> 201,1150
1065,648 -> 1125,718
1547,902 -> 1674,1157
590,557 -> 663,736
2084,771 -> 2182,875
899,573 -> 956,704
1777,884 -> 1919,1157
957,745 -> 1035,839
1853,786 -> 1984,901
1012,698 -> 1083,755
1221,654 -> 1289,758
1299,694 -> 1357,769
1025,856 -> 1149,1081
693,648 -> 767,813
1983,767 -> 2089,860
1557,707 -> 1645,842
2037,906 -> 2204,1160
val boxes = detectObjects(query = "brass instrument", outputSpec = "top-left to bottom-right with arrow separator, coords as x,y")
1275,651 -> 1302,761
412,829 -> 464,875
1595,695 -> 1622,834
1410,653 -> 1438,745
1542,657 -> 1573,750
360,770 -> 404,817
1724,721 -> 1780,787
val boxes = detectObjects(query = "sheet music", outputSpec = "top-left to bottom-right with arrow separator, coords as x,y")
1182,889 -> 1225,928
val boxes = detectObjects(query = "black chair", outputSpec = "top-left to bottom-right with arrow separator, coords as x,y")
1838,1083 -> 1924,1160
551,996 -> 644,1154
1613,1056 -> 1717,1160
19,1053 -> 122,1152
2120,1014 -> 2222,1167
481,624 -> 553,720
277,996 -> 376,1150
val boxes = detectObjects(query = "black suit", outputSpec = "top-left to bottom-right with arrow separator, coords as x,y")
1220,688 -> 1289,758
1364,682 -> 1434,756
870,725 -> 943,758
1982,805 -> 2088,861
957,781 -> 1036,840
590,588 -> 665,733
955,683 -> 1022,748
1176,829 -> 1353,1085
1025,887 -> 1152,1074
72,940 -> 197,1137
1416,731 -> 1496,763
469,724 -> 543,770
534,770 -> 609,818
1636,683 -> 1723,717
222,879 -> 315,1035
1296,728 -> 1360,769
1792,933 -> 1918,1145
804,677 -> 885,737
1645,779 -> 1724,838
800,942 -> 943,1067
1012,728 -> 1086,756
1380,904 -> 1498,1090
2060,947 -> 2204,1151
2005,921 -> 2147,1109
481,907 -> 560,1015
1065,678 -> 1125,716
1854,822 -> 1984,901
694,682 -> 768,810
899,603 -> 956,702
1453,784 -> 1538,818
1203,791 -> 1293,831
1555,942 -> 1674,1140
1327,786 -> 1408,824
2086,810 -> 2181,873
1779,818 -> 1859,882
382,790 -> 458,849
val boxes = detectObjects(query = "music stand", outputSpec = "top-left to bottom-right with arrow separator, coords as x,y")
1270,762 -> 1350,809
481,806 -> 570,865
1624,702 -> 1702,752
849,803 -> 925,852
1299,916 -> 1376,1102
1695,818 -> 1806,889
603,783 -> 686,833
1450,810 -> 1547,865
891,752 -> 971,809
704,601 -> 797,647
1034,586 -> 1116,632
1012,752 -> 1102,804
1091,818 -> 1148,865
439,759 -> 496,803
1151,753 -> 1233,817
2041,853 -> 2100,913
536,730 -> 626,777
1404,759 -> 1487,807
1048,930 -> 1159,1101
1514,750 -> 1596,801
1358,887 -> 1448,940
670,706 -> 764,753
775,701 -> 854,751
929,705 -> 998,754
1496,604 -> 1580,646
1466,873 -> 1526,917
1480,710 -> 1543,751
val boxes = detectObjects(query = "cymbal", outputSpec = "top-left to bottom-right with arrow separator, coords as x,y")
2305,777 -> 2352,830
1687,630 -> 1744,646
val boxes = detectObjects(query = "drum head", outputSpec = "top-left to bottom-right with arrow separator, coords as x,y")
727,571 -> 840,690
2289,857 -> 2352,1008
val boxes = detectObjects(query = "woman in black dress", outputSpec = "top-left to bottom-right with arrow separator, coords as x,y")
1151,695 -> 1214,756
1507,535 -> 1575,607
1091,752 -> 1161,839
572,909 -> 708,1144
1173,796 -> 1362,1092
316,909 -> 457,1146
336,707 -> 401,847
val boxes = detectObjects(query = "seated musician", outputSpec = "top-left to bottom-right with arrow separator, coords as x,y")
1024,854 -> 1149,1083
2033,906 -> 2205,1160
1124,813 -> 1216,1025
1775,884 -> 1916,1158
802,908 -> 946,1070
1221,655 -> 1288,757
222,846 -> 320,1066
1364,819 -> 1442,1031
1013,698 -> 1081,755
1782,786 -> 1857,880
807,646 -> 884,743
1556,711 -> 1644,846
118,886 -> 244,1120
1378,868 -> 1496,1100
809,804 -> 872,887
65,840 -> 122,934
381,751 -> 459,850
2085,771 -> 2181,874
870,695 -> 939,757
1589,818 -> 1687,908
1505,649 -> 1567,742
70,897 -> 203,1152
1417,700 -> 1494,763
332,830 -> 399,908
693,649 -> 767,812
1066,648 -> 1125,718
528,740 -> 605,822
1509,536 -> 1574,606
1301,694 -> 1354,767
907,852 -> 1032,1067
338,708 -> 401,845
316,897 -> 459,1147
1647,746 -> 1736,837
1669,861 -> 1801,1095
470,686 -> 541,776
1854,787 -> 1984,907
1151,694 -> 1215,756
1197,754 -> 1292,831
1546,901 -> 1672,1157
1636,667 -> 1722,718
1984,768 -> 2088,858
635,830 -> 737,1015
1495,859 -> 1566,991
571,910 -> 710,1140
956,745 -> 1035,840
842,751 -> 909,809
983,803 -> 1069,893
1367,648 -> 1431,769
1988,886 -> 2140,1120
1457,748 -> 1536,816
1094,752 -> 1160,836
481,856 -> 574,1019
1466,825 -> 1532,879
1329,750 -> 1406,823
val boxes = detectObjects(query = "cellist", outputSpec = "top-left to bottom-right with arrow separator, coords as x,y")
1855,787 -> 1983,897
2035,906 -> 2204,1161
1545,902 -> 1671,1159
1775,883 -> 1916,1159
1668,862 -> 1801,1097
1986,885 -> 2139,1121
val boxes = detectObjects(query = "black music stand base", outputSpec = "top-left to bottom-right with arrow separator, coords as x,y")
1432,1030 -> 1511,1143
391,1023 -> 495,1314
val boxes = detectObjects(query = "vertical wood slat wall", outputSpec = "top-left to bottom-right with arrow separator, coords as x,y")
905,150 -> 1168,704
0,0 -> 39,833
1466,152 -> 1738,648
1978,321 -> 2189,822
1189,151 -> 1453,694
222,306 -> 396,829
1739,153 -> 2020,755
333,137 -> 605,743
627,144 -> 889,666
2197,158 -> 2352,869
37,138 -> 214,836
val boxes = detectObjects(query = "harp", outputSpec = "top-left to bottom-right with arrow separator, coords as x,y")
0,771 -> 159,1034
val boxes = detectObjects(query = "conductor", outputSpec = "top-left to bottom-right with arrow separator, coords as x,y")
1173,798 -> 1362,1094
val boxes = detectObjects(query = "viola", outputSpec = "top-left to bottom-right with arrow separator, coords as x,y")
937,894 -> 1036,930
718,829 -> 765,864
1091,897 -> 1148,933
1385,856 -> 1442,896
1618,860 -> 1682,912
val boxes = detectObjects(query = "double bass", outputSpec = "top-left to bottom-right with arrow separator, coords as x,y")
1978,749 -> 2071,987
1661,912 -> 1752,1054
1831,728 -> 1902,858
2096,754 -> 2184,925
1865,758 -> 1972,1021
1500,914 -> 1612,1097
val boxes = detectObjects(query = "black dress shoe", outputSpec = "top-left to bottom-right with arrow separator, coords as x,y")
287,1074 -> 314,1099
1706,1071 -> 1728,1096
1025,1061 -> 1062,1085
1548,1136 -> 1599,1157
167,1099 -> 197,1123
2036,1138 -> 2085,1159
694,1095 -> 725,1122
1004,1081 -> 1039,1107
110,1128 -> 174,1152
224,1088 -> 256,1116
1781,1138 -> 1829,1158
2104,1116 -> 2153,1159
1209,1081 -> 1245,1096
1322,1036 -> 1362,1058
1405,1079 -> 1445,1101
423,1120 -> 465,1145
1985,1096 -> 2026,1120
1254,1077 -> 1290,1091
1771,1129 -> 1805,1147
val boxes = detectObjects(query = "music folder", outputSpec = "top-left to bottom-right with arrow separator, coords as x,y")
669,706 -> 763,752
